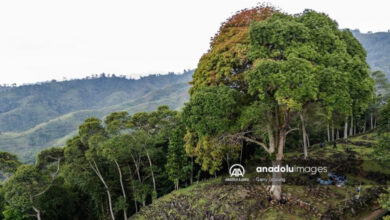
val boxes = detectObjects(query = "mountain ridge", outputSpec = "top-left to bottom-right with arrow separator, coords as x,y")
352,29 -> 390,78
0,71 -> 192,162
0,71 -> 192,133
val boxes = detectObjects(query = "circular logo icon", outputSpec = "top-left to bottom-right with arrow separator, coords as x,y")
229,164 -> 245,177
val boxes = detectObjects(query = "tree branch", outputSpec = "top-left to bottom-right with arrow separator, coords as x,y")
237,136 -> 272,154
220,132 -> 271,154
89,160 -> 109,189
286,128 -> 299,136
32,158 -> 61,198
51,158 -> 61,180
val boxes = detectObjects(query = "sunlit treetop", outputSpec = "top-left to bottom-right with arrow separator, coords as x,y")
210,4 -> 275,48
190,5 -> 277,93
191,6 -> 372,116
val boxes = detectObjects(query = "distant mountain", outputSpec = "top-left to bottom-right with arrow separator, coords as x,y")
0,71 -> 193,162
353,30 -> 390,77
0,72 -> 192,132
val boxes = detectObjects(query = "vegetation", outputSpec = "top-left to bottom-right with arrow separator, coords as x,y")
0,31 -> 388,164
185,6 -> 374,200
0,106 -> 210,219
134,139 -> 387,219
0,17 -> 389,165
0,4 -> 389,220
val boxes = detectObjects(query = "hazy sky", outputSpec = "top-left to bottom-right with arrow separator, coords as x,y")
1,0 -> 389,85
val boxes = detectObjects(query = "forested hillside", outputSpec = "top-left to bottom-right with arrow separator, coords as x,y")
0,71 -> 192,162
0,71 -> 192,132
353,30 -> 390,78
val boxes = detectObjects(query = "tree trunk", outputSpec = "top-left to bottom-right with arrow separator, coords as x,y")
114,160 -> 127,220
129,156 -> 144,209
331,123 -> 335,142
337,129 -> 340,140
100,203 -> 105,219
270,160 -> 282,200
144,148 -> 157,199
363,120 -> 366,133
135,163 -> 142,182
105,190 -> 115,220
190,156 -> 194,185
349,116 -> 353,136
370,113 -> 374,130
344,121 -> 348,139
127,165 -> 138,213
267,123 -> 276,153
225,153 -> 230,169
175,179 -> 179,190
269,111 -> 291,200
327,124 -> 330,142
270,126 -> 287,200
239,141 -> 243,164
276,128 -> 286,161
299,113 -> 308,159
32,206 -> 41,220
90,160 -> 115,220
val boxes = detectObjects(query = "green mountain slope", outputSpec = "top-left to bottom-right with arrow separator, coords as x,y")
0,71 -> 192,162
353,30 -> 390,78
0,71 -> 192,133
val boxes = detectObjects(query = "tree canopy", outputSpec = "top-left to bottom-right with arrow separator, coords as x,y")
183,6 -> 374,199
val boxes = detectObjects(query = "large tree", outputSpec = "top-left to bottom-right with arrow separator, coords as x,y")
184,6 -> 373,199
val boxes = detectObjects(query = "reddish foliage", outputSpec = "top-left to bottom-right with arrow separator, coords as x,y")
211,5 -> 277,48
190,4 -> 277,93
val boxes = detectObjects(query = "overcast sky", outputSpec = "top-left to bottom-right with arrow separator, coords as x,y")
1,0 -> 389,85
